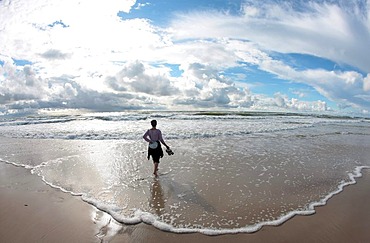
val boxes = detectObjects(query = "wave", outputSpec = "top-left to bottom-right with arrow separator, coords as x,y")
0,111 -> 367,141
3,156 -> 368,235
0,123 -> 315,141
1,111 -> 364,126
0,117 -> 79,127
45,165 -> 370,235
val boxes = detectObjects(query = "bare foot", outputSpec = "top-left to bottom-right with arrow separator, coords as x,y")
153,168 -> 159,177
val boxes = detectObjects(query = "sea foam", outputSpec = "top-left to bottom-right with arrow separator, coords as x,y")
76,166 -> 370,235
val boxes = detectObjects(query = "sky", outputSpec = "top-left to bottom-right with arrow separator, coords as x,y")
0,0 -> 370,116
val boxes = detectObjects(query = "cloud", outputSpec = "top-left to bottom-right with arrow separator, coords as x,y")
106,61 -> 179,96
0,0 -> 140,61
273,92 -> 327,112
0,61 -> 46,103
1,0 -> 369,115
105,60 -> 254,109
170,0 -> 370,73
164,2 -> 370,113
364,74 -> 370,91
40,49 -> 70,60
172,62 -> 254,108
0,60 -> 146,111
258,57 -> 370,110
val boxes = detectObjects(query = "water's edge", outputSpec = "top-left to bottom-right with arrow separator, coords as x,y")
1,157 -> 369,236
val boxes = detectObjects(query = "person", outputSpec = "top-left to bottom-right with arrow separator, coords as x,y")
143,120 -> 170,176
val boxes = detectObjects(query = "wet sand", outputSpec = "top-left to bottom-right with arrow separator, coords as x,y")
0,162 -> 369,243
0,163 -> 120,243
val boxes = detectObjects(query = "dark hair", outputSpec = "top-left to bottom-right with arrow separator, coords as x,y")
151,120 -> 157,127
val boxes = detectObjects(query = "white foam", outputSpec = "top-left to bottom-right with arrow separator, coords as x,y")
3,154 -> 364,236
0,158 -> 34,169
30,165 -> 367,236
0,112 -> 319,141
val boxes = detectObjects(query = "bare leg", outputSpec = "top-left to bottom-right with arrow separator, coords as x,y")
153,162 -> 159,176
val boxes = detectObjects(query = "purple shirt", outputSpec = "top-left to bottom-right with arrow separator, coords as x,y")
143,129 -> 165,144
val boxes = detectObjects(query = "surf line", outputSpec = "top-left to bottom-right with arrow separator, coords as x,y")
77,166 -> 370,236
53,166 -> 370,236
2,156 -> 369,235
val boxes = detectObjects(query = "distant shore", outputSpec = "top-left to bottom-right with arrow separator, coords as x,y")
1,161 -> 369,243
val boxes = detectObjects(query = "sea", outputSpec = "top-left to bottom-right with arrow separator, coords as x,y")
0,110 -> 369,235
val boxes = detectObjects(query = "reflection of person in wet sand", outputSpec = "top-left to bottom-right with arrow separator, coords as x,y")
150,178 -> 165,216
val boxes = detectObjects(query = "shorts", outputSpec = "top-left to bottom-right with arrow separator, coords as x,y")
147,141 -> 163,163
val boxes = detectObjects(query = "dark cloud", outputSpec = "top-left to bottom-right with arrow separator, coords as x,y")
40,49 -> 70,60
107,61 -> 179,96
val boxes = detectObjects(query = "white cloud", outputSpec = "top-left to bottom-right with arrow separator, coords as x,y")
106,61 -> 178,96
364,74 -> 370,91
163,1 -> 370,113
258,57 -> 370,110
0,0 -> 136,58
40,49 -> 70,60
0,0 -> 369,115
0,62 -> 46,103
253,92 -> 327,112
170,1 -> 370,73
0,0 -> 168,75
172,62 -> 254,108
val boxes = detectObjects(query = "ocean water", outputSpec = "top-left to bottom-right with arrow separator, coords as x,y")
0,111 -> 369,235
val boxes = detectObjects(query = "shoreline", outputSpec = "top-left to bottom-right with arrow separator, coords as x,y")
1,162 -> 370,242
0,163 -> 121,243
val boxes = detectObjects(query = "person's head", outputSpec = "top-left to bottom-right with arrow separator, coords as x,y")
151,120 -> 157,128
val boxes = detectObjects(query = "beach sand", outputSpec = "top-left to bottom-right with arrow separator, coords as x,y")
0,162 -> 369,243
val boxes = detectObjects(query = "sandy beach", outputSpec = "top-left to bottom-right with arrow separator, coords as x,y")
1,161 -> 369,243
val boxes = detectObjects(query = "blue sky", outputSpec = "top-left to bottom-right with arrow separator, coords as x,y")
0,0 -> 370,116
119,0 -> 242,26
